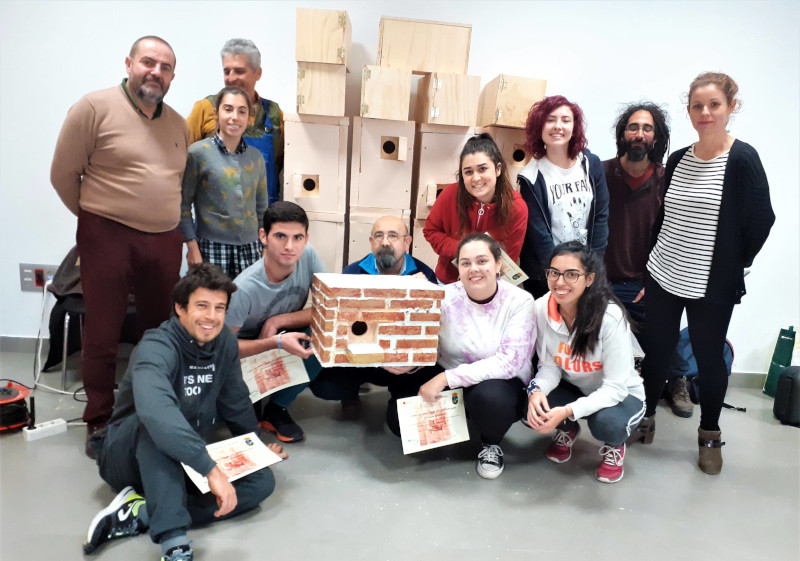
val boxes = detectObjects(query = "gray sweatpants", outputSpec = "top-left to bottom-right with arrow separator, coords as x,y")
95,414 -> 276,543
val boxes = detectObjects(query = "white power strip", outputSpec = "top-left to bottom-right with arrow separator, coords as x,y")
23,419 -> 68,441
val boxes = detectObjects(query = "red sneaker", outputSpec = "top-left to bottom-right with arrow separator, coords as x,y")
545,425 -> 580,463
596,443 -> 625,483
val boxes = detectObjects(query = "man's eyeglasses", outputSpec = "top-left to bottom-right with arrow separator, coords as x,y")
625,123 -> 654,134
371,231 -> 405,242
544,268 -> 586,283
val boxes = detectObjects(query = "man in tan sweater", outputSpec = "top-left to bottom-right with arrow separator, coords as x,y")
50,36 -> 189,458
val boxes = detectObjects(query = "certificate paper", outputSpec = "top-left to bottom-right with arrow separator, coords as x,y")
397,390 -> 470,455
182,432 -> 283,494
240,349 -> 310,403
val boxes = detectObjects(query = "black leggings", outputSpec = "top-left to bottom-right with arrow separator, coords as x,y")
642,278 -> 734,431
385,366 -> 526,444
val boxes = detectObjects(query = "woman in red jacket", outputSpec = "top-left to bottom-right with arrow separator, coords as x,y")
424,133 -> 528,284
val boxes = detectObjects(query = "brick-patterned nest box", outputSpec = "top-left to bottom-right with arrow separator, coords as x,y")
311,273 -> 444,367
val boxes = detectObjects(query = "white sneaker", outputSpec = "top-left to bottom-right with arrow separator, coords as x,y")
476,444 -> 504,480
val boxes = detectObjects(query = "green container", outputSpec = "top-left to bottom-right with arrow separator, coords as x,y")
763,326 -> 796,398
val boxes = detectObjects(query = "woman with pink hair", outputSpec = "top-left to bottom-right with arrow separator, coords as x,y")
517,96 -> 609,297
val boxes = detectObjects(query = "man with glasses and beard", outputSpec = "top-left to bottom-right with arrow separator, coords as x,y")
310,216 -> 438,430
602,103 -> 692,419
51,36 -> 189,457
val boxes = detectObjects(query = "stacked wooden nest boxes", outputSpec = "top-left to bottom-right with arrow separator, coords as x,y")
310,273 -> 444,367
372,17 -> 479,268
286,8 -> 353,272
476,74 -> 547,187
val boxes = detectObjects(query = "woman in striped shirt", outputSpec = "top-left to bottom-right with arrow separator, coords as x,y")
632,73 -> 774,474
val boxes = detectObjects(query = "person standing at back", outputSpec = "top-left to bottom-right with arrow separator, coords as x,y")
602,103 -> 693,418
636,72 -> 775,475
517,95 -> 609,298
186,38 -> 283,205
50,36 -> 189,458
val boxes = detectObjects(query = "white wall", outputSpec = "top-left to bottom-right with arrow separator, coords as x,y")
1,0 -> 798,372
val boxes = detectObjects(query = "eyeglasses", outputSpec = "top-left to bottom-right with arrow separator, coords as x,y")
625,123 -> 654,134
544,268 -> 587,283
371,231 -> 405,242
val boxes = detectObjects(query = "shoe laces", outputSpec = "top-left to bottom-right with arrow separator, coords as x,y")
478,444 -> 503,465
599,444 -> 624,466
673,377 -> 691,402
552,428 -> 578,448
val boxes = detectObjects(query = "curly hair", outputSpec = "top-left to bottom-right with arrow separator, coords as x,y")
612,101 -> 671,164
524,95 -> 588,160
548,241 -> 631,359
455,133 -> 516,237
173,263 -> 238,310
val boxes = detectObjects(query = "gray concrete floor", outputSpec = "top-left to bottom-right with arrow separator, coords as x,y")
0,348 -> 798,561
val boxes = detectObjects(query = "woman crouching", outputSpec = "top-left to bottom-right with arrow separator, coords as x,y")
417,233 -> 535,480
526,241 -> 645,483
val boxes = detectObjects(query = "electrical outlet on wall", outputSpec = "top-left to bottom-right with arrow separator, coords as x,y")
19,263 -> 58,292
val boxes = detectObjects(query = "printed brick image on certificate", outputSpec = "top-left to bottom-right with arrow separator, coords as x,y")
182,432 -> 284,494
397,390 -> 470,454
240,349 -> 310,403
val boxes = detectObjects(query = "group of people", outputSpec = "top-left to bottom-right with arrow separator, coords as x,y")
50,33 -> 774,561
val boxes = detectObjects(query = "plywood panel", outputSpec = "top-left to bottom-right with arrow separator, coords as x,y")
417,73 -> 480,127
283,114 -> 349,213
360,65 -> 412,121
306,211 -> 346,273
412,124 -> 474,220
297,62 -> 347,117
411,218 -> 439,273
295,8 -> 352,69
377,17 -> 471,75
477,74 -> 547,128
350,117 -> 415,210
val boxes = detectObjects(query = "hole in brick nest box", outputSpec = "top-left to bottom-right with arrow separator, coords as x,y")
382,140 -> 396,154
303,178 -> 317,191
513,149 -> 526,163
351,321 -> 368,336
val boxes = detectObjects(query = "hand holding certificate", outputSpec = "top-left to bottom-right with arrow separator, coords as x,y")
240,348 -> 310,403
397,390 -> 470,454
182,432 -> 285,494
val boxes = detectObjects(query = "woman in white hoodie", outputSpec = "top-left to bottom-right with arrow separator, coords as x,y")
526,241 -> 645,483
418,233 -> 535,480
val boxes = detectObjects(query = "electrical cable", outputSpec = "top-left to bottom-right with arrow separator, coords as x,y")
31,278 -> 86,398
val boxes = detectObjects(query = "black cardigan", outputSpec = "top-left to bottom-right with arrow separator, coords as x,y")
652,139 -> 775,305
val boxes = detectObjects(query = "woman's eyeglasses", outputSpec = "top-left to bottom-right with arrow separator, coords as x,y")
544,268 -> 586,283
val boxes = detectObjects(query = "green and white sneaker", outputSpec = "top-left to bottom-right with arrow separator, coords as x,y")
83,486 -> 147,554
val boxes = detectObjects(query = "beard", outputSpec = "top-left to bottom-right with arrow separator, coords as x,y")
375,246 -> 400,272
130,75 -> 166,105
623,139 -> 654,163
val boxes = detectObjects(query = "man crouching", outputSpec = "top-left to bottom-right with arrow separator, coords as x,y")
84,263 -> 287,561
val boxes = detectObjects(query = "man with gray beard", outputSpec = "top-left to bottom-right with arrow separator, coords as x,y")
310,215 -> 437,429
602,103 -> 693,419
51,36 -> 189,457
